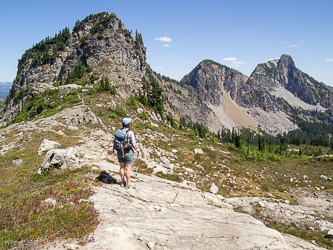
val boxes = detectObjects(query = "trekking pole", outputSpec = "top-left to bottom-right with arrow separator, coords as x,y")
135,146 -> 140,176
133,146 -> 140,189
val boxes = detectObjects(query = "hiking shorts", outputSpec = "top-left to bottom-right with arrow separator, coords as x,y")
117,149 -> 134,165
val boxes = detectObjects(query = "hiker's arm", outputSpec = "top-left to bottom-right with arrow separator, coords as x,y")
129,131 -> 140,152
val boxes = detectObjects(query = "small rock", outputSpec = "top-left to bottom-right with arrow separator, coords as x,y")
194,148 -> 203,154
258,201 -> 265,207
290,178 -> 293,182
44,198 -> 56,206
325,229 -> 333,238
63,243 -> 81,250
183,180 -> 196,188
285,200 -> 290,204
210,183 -> 218,194
311,240 -> 316,245
147,241 -> 155,249
12,159 -> 23,166
309,227 -> 315,230
315,187 -> 320,191
137,108 -> 143,114
321,175 -> 328,180
303,175 -> 308,179
171,149 -> 177,153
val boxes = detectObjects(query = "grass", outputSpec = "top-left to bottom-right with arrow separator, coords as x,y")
0,127 -> 98,249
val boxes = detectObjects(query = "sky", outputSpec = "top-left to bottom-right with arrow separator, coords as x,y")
0,0 -> 332,87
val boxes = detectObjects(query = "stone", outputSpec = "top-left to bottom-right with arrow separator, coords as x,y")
143,133 -> 154,140
210,183 -> 218,194
12,159 -> 23,166
43,198 -> 57,206
325,229 -> 333,238
137,108 -> 143,114
37,139 -> 61,155
194,148 -> 203,154
63,243 -> 82,250
182,180 -> 196,189
321,175 -> 328,180
39,148 -> 79,174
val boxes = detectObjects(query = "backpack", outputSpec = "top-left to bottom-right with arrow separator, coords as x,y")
113,129 -> 132,157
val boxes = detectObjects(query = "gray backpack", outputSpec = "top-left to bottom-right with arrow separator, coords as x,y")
113,129 -> 132,157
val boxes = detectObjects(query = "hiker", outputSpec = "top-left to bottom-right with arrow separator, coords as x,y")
116,118 -> 140,189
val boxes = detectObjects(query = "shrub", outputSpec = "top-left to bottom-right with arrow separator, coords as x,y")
110,85 -> 117,95
126,95 -> 138,109
97,34 -> 103,40
139,112 -> 148,120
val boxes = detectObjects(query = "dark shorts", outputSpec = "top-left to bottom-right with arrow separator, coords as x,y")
117,149 -> 134,165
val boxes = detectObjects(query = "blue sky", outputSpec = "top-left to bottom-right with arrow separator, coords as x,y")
1,0 -> 332,86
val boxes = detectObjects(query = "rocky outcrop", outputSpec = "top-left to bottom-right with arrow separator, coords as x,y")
37,139 -> 61,155
1,12 -> 147,124
251,54 -> 333,109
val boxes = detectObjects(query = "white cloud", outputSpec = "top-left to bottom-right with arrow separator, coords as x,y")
287,41 -> 304,48
282,41 -> 286,44
232,61 -> 247,65
155,36 -> 172,42
222,57 -> 247,66
156,66 -> 163,69
222,57 -> 237,62
162,44 -> 170,47
185,62 -> 190,65
325,58 -> 333,62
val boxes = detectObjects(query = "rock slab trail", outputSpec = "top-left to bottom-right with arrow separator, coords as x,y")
63,162 -> 324,250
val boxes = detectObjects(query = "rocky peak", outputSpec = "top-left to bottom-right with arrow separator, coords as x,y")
251,54 -> 333,108
2,12 -> 147,123
180,59 -> 279,112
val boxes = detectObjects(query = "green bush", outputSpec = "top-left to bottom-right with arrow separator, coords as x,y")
97,34 -> 103,40
126,95 -> 138,109
110,85 -> 117,95
108,113 -> 116,119
139,112 -> 148,120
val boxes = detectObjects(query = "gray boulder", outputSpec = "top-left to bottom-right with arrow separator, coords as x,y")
39,148 -> 79,174
37,139 -> 61,155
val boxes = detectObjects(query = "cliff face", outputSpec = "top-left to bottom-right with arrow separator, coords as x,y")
2,12 -> 147,123
251,54 -> 333,109
180,60 -> 280,112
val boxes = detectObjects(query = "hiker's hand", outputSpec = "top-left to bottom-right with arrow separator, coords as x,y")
137,148 -> 141,153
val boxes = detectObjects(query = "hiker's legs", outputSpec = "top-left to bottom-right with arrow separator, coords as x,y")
125,164 -> 132,185
119,162 -> 126,184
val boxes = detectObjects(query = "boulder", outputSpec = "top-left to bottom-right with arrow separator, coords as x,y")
137,108 -> 143,114
210,183 -> 218,194
194,148 -> 203,154
37,139 -> 61,155
182,180 -> 196,188
38,148 -> 79,174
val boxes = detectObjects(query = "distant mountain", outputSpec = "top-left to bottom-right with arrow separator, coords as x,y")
251,55 -> 333,109
320,82 -> 333,93
0,81 -> 12,99
162,54 -> 333,135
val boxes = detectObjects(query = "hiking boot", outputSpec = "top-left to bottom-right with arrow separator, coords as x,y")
125,184 -> 130,189
120,182 -> 126,187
